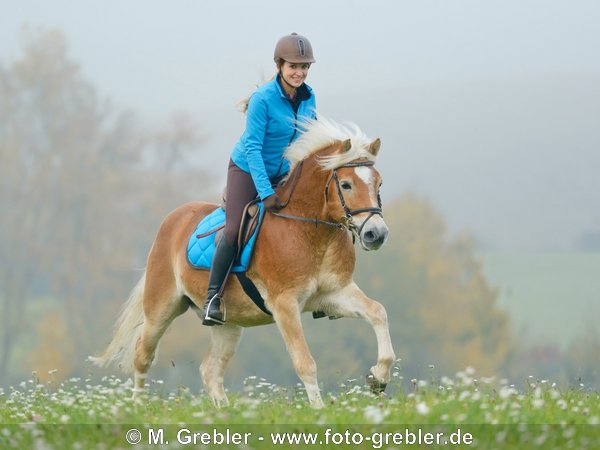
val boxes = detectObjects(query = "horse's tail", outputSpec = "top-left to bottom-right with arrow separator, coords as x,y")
89,272 -> 146,374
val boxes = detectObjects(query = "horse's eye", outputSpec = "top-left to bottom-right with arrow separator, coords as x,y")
341,181 -> 352,191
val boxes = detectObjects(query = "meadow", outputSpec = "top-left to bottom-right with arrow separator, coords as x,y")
1,366 -> 598,449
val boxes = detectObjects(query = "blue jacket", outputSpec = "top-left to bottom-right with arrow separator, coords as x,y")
231,76 -> 316,200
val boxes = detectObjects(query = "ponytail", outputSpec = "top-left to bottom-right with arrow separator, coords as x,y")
238,63 -> 282,114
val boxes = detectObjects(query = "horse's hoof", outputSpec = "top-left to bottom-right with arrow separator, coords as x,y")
210,395 -> 230,408
366,371 -> 387,394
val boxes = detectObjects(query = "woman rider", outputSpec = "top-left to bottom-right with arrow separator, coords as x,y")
201,33 -> 317,325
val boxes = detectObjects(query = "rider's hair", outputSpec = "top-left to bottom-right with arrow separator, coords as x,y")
237,59 -> 285,114
237,74 -> 276,114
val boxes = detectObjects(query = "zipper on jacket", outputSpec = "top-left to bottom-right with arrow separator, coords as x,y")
275,103 -> 297,179
277,82 -> 310,178
288,110 -> 298,144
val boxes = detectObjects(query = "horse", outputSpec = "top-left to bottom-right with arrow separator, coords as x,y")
91,117 -> 396,409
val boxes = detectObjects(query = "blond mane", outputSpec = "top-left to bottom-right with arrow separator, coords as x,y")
285,116 -> 377,171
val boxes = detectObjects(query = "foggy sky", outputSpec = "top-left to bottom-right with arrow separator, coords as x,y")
2,0 -> 600,251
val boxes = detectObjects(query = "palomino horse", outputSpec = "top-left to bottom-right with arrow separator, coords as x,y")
91,117 -> 395,408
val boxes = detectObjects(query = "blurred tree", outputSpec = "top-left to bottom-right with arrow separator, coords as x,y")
0,28 -> 212,382
27,311 -> 76,377
566,325 -> 600,386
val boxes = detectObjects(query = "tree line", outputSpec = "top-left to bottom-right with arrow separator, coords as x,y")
0,29 -> 213,381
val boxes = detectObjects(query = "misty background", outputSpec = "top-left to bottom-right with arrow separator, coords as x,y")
1,1 -> 599,390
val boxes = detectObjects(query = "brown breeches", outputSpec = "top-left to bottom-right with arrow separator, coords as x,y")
223,159 -> 259,246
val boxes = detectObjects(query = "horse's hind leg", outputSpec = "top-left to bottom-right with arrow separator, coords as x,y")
133,280 -> 188,396
200,324 -> 242,407
319,282 -> 396,393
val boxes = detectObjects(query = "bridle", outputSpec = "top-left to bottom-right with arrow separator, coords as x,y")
325,160 -> 383,236
271,159 -> 383,241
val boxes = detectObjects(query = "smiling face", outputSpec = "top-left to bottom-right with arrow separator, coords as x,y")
279,60 -> 310,89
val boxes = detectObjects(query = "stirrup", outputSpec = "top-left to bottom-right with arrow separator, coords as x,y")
312,311 -> 343,320
202,294 -> 226,326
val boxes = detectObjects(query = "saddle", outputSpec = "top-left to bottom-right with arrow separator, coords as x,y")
221,191 -> 261,258
219,166 -> 288,256
222,190 -> 341,321
187,198 -> 271,316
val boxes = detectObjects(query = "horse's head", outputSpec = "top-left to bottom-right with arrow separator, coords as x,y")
283,117 -> 390,250
322,138 -> 389,251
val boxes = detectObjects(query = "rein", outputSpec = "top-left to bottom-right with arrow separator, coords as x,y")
270,211 -> 346,230
271,160 -> 346,230
270,159 -> 383,238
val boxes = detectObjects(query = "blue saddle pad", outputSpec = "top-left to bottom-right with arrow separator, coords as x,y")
186,203 -> 265,272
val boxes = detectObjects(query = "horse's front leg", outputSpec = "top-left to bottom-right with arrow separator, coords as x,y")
200,324 -> 242,408
321,282 -> 396,393
270,292 -> 324,408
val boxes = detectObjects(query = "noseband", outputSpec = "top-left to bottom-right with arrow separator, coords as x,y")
271,159 -> 383,240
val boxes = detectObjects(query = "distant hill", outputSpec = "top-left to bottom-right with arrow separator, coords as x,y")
480,250 -> 600,348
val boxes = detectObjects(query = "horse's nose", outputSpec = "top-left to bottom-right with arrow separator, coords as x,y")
363,230 -> 378,244
362,226 -> 388,250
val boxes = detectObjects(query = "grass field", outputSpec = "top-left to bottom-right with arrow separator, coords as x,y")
1,366 -> 598,449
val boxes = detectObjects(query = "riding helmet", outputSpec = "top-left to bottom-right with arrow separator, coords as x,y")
274,32 -> 315,64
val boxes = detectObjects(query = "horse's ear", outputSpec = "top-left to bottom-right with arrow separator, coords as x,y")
340,139 -> 352,153
368,138 -> 381,156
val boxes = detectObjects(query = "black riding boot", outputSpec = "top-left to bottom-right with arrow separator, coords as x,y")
201,236 -> 238,326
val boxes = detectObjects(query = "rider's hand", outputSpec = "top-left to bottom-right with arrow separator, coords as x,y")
263,194 -> 284,211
